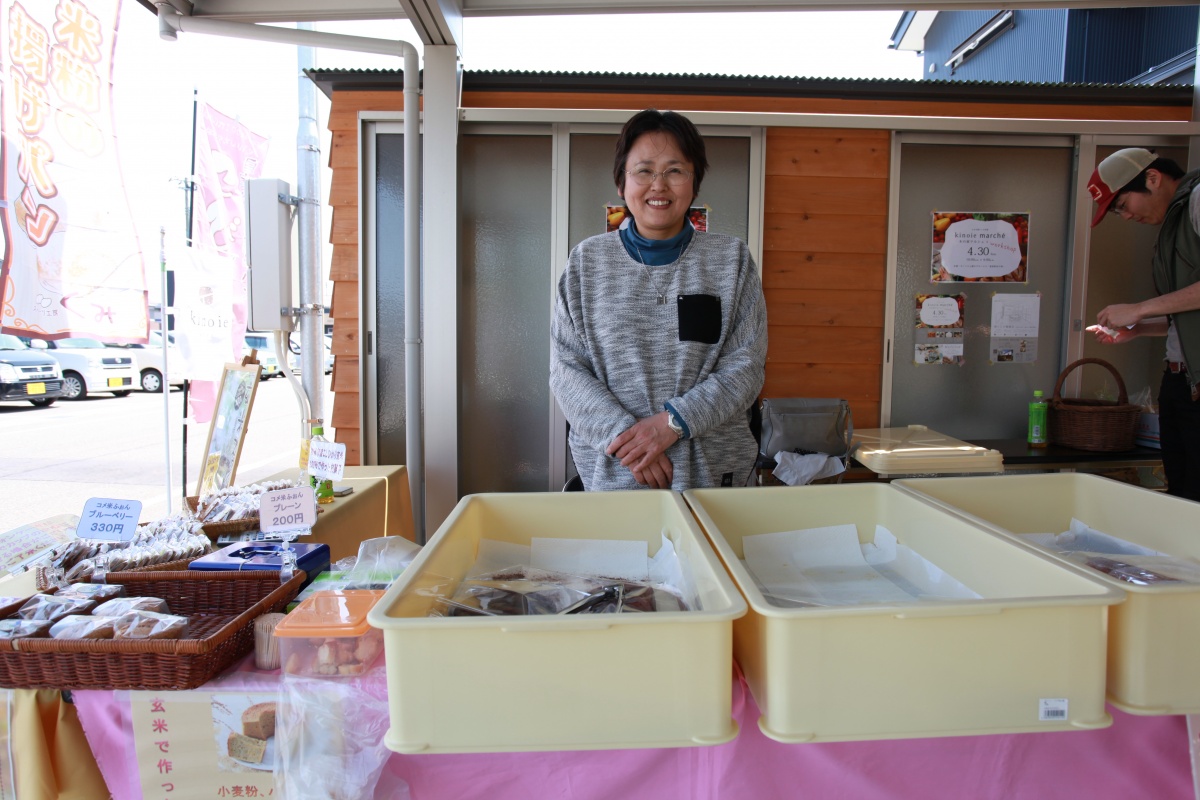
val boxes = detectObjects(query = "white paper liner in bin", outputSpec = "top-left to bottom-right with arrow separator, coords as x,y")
1023,519 -> 1200,587
741,524 -> 981,607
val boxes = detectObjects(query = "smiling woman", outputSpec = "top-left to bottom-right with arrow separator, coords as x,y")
550,109 -> 768,492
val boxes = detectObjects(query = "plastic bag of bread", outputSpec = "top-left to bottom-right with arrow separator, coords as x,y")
0,619 -> 51,640
49,614 -> 119,640
112,610 -> 189,640
93,596 -> 171,617
16,594 -> 95,623
0,596 -> 31,618
57,583 -> 125,603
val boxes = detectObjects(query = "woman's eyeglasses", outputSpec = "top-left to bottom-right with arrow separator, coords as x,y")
626,167 -> 692,186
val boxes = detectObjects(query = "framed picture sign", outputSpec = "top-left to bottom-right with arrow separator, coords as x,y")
196,362 -> 262,497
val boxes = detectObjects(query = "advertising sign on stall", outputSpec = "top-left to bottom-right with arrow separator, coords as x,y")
914,294 -> 965,365
0,0 -> 148,342
990,292 -> 1040,364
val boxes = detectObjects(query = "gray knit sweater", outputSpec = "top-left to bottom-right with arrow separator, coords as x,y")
550,230 -> 768,491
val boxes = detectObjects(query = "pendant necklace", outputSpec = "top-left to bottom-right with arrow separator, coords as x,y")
633,239 -> 691,305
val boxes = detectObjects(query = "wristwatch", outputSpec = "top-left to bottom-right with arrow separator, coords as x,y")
666,411 -> 684,439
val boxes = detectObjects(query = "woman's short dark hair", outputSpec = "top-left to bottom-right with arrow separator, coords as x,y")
1121,156 -> 1186,195
613,109 -> 708,197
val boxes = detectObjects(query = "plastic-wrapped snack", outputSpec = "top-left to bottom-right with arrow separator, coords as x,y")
342,536 -> 422,590
49,614 -> 120,640
94,596 -> 171,616
438,568 -> 604,617
1085,556 -> 1180,586
0,619 -> 51,640
58,583 -> 125,603
16,594 -> 96,623
113,610 -> 189,640
585,581 -> 689,614
0,596 -> 32,618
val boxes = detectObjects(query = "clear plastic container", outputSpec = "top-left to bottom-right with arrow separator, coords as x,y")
367,490 -> 746,754
684,483 -> 1121,743
894,473 -> 1200,715
274,589 -> 385,678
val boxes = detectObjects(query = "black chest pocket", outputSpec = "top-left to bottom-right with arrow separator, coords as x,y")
677,294 -> 722,344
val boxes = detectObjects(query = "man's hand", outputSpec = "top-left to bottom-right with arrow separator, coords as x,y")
1086,324 -> 1138,345
1097,303 -> 1144,330
607,412 -> 680,482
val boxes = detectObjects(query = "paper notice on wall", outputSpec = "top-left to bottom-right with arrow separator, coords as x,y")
990,292 -> 1040,364
931,211 -> 1029,283
914,294 -> 965,365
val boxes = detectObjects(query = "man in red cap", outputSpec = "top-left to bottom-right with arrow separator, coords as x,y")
1088,147 -> 1200,501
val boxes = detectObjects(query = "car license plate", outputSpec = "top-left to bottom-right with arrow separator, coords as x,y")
108,377 -> 124,388
27,382 -> 45,395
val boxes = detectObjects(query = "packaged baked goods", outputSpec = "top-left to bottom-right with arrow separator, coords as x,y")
49,614 -> 119,640
57,583 -> 125,603
16,594 -> 95,623
93,596 -> 171,616
0,619 -> 51,640
253,613 -> 286,670
273,590 -> 384,677
112,610 -> 189,640
0,596 -> 32,618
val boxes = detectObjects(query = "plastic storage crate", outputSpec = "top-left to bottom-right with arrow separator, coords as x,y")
683,483 -> 1121,743
367,490 -> 746,754
893,473 -> 1200,715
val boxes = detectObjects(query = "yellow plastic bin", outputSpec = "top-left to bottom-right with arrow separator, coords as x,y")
366,490 -> 747,753
893,473 -> 1200,715
683,483 -> 1122,743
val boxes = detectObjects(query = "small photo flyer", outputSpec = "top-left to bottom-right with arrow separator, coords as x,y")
990,292 -> 1040,364
914,293 -> 965,366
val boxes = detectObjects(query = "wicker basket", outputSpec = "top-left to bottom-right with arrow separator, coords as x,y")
34,555 -> 199,592
187,496 -> 262,538
1048,358 -> 1141,452
0,570 -> 304,690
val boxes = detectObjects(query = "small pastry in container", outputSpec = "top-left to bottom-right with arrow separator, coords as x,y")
49,615 -> 119,640
112,610 -> 189,640
0,619 -> 51,640
93,596 -> 171,617
16,594 -> 95,623
57,583 -> 125,603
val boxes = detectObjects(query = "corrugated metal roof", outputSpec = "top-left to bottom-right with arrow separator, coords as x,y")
306,67 -> 1192,106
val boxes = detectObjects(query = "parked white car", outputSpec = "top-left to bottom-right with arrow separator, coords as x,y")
105,331 -> 185,393
285,332 -> 334,375
25,337 -> 137,399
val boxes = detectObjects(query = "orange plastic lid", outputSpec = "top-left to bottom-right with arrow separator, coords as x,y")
273,589 -> 384,638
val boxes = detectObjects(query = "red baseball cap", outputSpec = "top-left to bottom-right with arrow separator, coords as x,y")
1087,148 -> 1157,227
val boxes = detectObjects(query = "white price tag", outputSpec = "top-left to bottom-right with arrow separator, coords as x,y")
259,487 -> 318,534
1039,698 -> 1068,721
307,439 -> 346,481
76,498 -> 142,541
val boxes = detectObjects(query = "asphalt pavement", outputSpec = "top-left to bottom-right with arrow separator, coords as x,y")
0,374 -> 335,534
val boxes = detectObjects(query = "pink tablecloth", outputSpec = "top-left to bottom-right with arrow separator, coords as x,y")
76,663 -> 1194,800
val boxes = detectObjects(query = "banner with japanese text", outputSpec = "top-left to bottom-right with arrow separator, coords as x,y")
1,0 -> 148,341
173,101 -> 267,423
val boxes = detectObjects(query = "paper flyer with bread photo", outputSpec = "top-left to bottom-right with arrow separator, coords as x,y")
131,688 -> 275,796
212,694 -> 278,772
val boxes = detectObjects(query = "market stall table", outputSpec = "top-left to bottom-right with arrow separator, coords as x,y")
47,659 -> 1195,800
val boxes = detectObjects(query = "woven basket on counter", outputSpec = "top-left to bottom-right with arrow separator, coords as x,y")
186,495 -> 261,538
0,570 -> 305,691
1049,358 -> 1141,452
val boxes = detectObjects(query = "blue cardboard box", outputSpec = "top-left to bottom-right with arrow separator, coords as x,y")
189,542 -> 330,589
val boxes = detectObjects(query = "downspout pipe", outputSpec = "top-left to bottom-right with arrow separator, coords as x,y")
157,7 -> 426,537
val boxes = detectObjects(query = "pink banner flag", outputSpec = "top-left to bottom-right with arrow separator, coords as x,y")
174,101 -> 268,423
1,0 -> 148,342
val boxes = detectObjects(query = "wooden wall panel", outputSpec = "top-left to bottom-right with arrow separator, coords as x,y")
330,245 -> 358,283
760,127 -> 890,427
